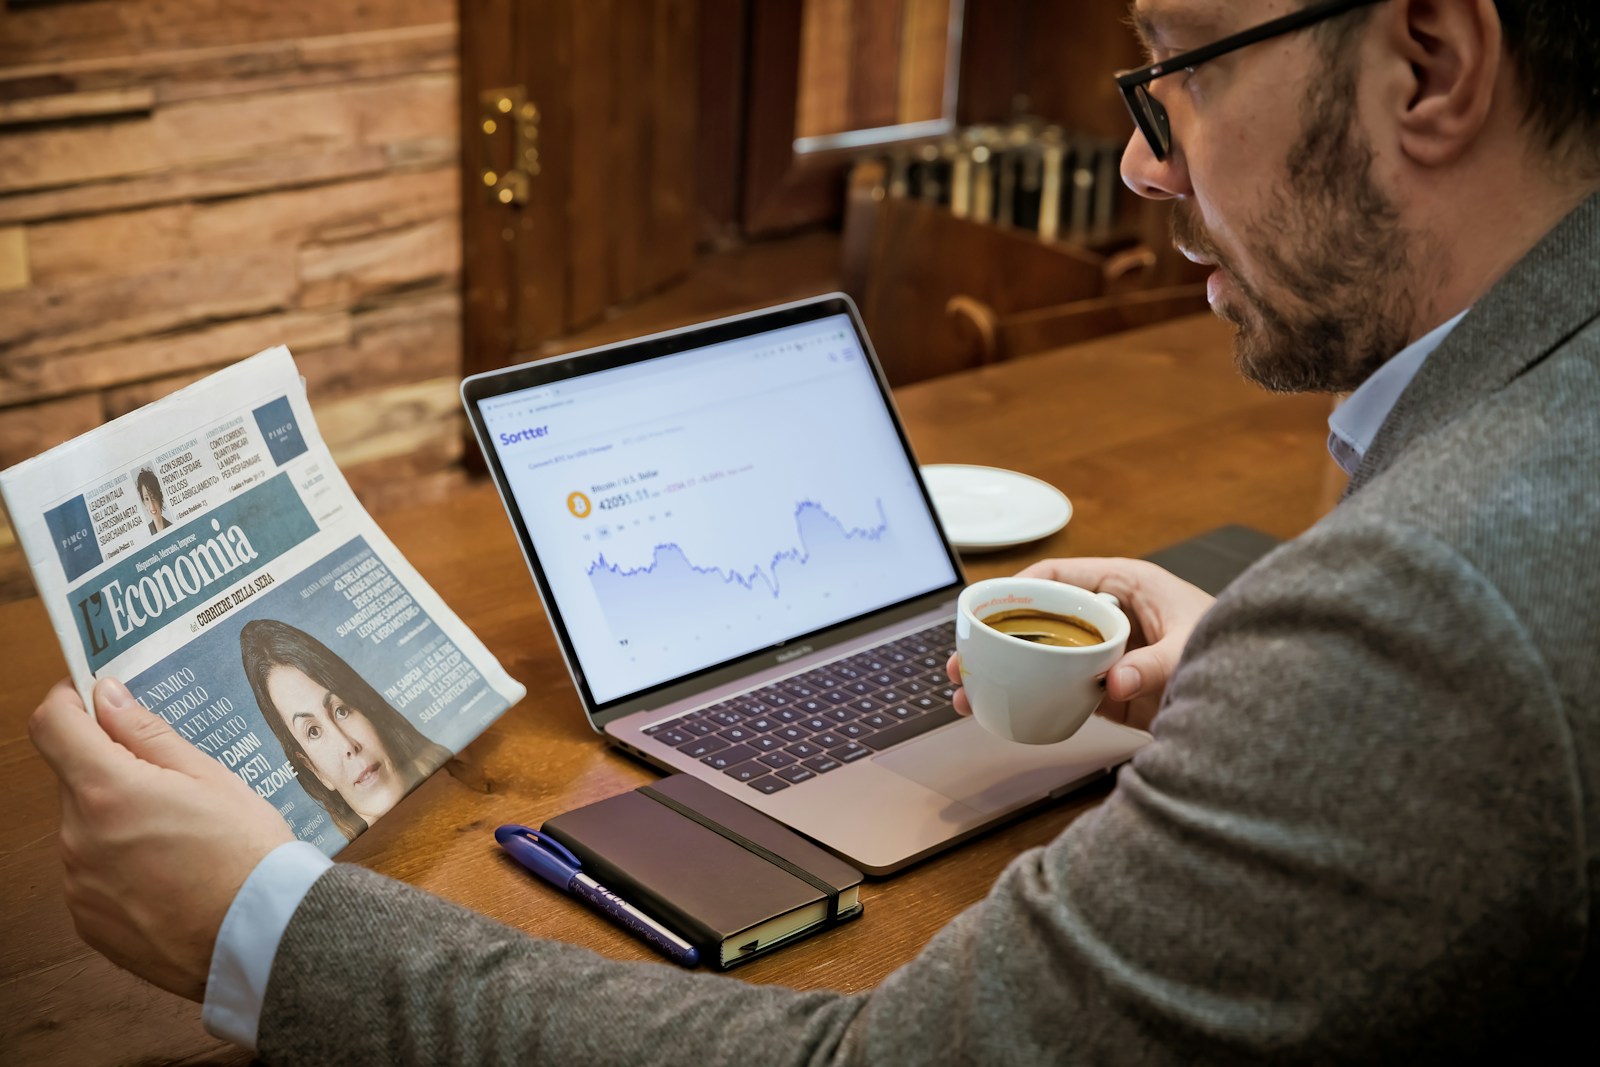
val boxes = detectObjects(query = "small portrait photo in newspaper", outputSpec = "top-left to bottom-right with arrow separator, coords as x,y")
133,466 -> 171,535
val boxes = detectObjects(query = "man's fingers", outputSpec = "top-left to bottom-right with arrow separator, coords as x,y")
952,688 -> 971,717
1014,556 -> 1155,603
1107,663 -> 1143,701
946,654 -> 973,716
1104,644 -> 1179,703
93,679 -> 218,779
1015,557 -> 1111,584
32,677 -> 218,784
29,679 -> 123,782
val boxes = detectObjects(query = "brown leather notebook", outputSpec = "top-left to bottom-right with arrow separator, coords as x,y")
541,774 -> 864,968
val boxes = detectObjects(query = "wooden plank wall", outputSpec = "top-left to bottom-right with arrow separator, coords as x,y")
0,0 -> 467,601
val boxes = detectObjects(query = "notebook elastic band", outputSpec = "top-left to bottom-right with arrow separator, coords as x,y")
638,785 -> 842,921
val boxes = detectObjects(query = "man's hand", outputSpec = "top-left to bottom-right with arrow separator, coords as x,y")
948,558 -> 1216,732
28,677 -> 294,1002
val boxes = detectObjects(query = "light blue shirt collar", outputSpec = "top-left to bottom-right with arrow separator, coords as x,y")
1327,310 -> 1469,476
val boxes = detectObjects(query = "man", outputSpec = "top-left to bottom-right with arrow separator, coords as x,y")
30,0 -> 1599,1061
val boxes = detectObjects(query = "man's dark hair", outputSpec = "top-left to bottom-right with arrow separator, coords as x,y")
1311,1 -> 1600,172
1493,1 -> 1600,171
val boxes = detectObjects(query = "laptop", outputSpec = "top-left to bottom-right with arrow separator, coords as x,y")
461,293 -> 1149,874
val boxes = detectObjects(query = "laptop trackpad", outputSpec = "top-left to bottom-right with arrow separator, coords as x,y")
875,717 -> 1147,815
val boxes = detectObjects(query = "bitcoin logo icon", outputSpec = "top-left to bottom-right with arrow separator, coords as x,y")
566,491 -> 592,518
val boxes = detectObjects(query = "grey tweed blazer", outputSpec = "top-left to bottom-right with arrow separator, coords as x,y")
260,194 -> 1599,1064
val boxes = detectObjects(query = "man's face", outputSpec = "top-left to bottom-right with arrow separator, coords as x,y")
1122,0 -> 1416,393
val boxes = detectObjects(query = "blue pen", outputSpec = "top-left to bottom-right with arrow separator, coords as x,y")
495,824 -> 700,967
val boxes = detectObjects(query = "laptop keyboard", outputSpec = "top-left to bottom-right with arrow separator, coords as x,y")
641,620 -> 960,795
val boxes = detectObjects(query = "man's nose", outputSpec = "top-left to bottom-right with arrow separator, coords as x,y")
1120,129 -> 1190,201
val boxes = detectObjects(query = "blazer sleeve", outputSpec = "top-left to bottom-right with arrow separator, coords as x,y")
258,514 -> 1589,1066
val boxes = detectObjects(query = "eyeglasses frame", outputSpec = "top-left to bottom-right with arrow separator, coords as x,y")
1114,0 -> 1389,161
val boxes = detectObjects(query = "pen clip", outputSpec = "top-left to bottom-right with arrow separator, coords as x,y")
495,824 -> 584,882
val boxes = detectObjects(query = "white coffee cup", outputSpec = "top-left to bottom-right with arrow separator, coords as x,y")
955,577 -> 1130,745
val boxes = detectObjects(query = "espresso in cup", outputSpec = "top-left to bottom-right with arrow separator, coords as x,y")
981,608 -> 1104,647
956,578 -> 1130,744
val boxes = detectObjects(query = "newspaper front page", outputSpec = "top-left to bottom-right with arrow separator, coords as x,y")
0,347 -> 525,855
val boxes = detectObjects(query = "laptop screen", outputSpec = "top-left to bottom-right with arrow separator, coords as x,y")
473,306 -> 959,706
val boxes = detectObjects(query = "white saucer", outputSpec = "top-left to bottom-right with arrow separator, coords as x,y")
920,464 -> 1073,553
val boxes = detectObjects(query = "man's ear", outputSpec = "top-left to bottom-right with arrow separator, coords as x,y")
1387,0 -> 1502,167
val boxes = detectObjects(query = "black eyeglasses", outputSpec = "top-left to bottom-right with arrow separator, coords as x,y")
1115,0 -> 1387,161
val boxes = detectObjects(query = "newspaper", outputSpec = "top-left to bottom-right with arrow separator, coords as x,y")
0,347 -> 526,855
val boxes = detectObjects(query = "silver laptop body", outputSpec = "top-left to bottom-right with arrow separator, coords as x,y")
461,294 -> 1147,874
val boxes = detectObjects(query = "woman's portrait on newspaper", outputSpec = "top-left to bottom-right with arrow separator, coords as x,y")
134,467 -> 169,535
240,618 -> 451,839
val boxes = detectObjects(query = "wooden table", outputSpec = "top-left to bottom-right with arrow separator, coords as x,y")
0,314 -> 1335,1064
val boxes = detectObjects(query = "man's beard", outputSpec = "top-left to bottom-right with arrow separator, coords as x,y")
1173,58 -> 1416,394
